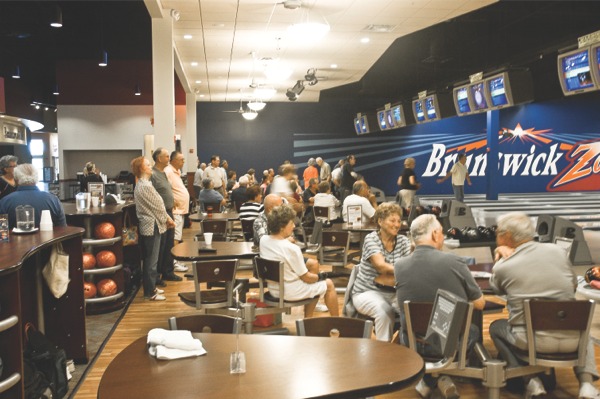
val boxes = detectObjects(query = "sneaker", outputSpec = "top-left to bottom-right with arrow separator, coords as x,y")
315,303 -> 328,312
163,273 -> 183,281
173,261 -> 189,272
437,376 -> 459,399
154,288 -> 164,295
415,379 -> 431,398
146,293 -> 166,301
525,377 -> 546,399
579,382 -> 600,399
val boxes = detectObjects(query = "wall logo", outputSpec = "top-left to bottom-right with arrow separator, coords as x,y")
422,123 -> 600,192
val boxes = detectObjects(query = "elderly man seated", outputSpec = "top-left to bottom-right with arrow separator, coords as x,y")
0,164 -> 66,228
489,212 -> 600,399
198,178 -> 227,212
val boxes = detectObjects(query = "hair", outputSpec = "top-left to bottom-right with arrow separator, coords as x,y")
227,170 -> 236,179
83,161 -> 95,176
238,175 -> 249,186
152,147 -> 165,162
410,214 -> 441,244
13,164 -> 38,185
202,178 -> 213,189
307,177 -> 318,187
316,157 -> 323,163
0,155 -> 18,175
222,159 -> 228,166
457,153 -> 467,161
210,154 -> 219,162
346,154 -> 355,162
404,157 -> 415,167
245,184 -> 261,201
318,181 -> 330,193
131,156 -> 146,178
280,164 -> 295,176
267,204 -> 296,234
496,212 -> 535,244
290,180 -> 298,192
374,202 -> 403,225
170,150 -> 182,162
307,158 -> 317,167
247,168 -> 255,176
352,180 -> 365,194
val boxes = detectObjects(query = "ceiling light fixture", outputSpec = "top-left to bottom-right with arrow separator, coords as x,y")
12,66 -> 20,79
247,99 -> 266,112
134,83 -> 141,96
288,8 -> 330,43
183,34 -> 192,40
50,5 -> 63,28
52,84 -> 60,96
242,109 -> 258,120
286,80 -> 305,101
304,68 -> 318,86
99,50 -> 108,67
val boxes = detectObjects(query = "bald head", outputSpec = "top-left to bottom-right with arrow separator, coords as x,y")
264,194 -> 283,214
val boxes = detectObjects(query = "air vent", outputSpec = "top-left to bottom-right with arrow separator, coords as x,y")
364,24 -> 396,33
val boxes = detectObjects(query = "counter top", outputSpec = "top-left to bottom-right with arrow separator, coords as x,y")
62,201 -> 134,216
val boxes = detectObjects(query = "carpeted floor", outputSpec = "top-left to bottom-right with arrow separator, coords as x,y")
66,288 -> 138,398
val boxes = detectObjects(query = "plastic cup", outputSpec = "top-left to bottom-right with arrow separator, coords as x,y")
91,197 -> 99,207
204,232 -> 213,246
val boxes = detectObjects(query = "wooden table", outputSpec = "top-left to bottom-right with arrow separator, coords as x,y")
171,240 -> 257,262
97,333 -> 424,399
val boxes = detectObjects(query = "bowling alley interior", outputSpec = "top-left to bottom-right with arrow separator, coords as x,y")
2,1 -> 600,398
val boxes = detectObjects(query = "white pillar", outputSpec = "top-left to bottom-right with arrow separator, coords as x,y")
150,9 -> 175,152
185,93 -> 197,173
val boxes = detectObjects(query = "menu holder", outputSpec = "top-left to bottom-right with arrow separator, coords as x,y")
88,182 -> 105,205
347,205 -> 362,225
0,213 -> 8,242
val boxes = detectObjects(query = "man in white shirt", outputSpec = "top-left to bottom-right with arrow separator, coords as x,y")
436,153 -> 471,202
164,151 -> 190,273
204,155 -> 226,197
316,157 -> 331,182
313,181 -> 341,221
193,162 -> 206,199
342,180 -> 378,242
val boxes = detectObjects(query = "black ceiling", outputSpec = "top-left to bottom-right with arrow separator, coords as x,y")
3,1 -> 600,114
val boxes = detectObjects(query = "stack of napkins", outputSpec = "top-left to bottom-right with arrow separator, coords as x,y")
147,328 -> 207,360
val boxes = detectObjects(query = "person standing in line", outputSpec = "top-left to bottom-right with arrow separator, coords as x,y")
150,148 -> 182,283
164,151 -> 190,273
316,157 -> 331,183
303,158 -> 319,189
131,156 -> 175,301
397,157 -> 421,209
436,153 -> 471,202
193,159 -> 205,199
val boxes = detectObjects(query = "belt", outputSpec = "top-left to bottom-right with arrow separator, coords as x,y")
374,282 -> 396,293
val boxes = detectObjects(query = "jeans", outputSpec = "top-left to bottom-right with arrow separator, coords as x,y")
452,184 -> 465,202
141,225 -> 162,297
157,209 -> 174,276
352,290 -> 398,342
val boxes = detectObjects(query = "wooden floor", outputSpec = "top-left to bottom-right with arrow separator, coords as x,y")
74,222 -> 599,399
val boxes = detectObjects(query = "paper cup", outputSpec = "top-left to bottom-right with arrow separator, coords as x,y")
91,197 -> 99,207
203,232 -> 213,246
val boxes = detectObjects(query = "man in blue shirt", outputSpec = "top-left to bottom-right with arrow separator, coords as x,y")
0,164 -> 66,228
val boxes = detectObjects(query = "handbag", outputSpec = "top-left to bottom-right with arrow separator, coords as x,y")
42,243 -> 70,299
122,211 -> 138,246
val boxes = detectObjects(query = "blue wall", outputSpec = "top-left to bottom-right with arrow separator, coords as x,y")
197,92 -> 600,196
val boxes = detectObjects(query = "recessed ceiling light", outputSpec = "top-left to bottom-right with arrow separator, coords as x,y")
330,64 -> 338,69
195,80 -> 202,84
360,37 -> 370,44
191,62 -> 198,66
183,34 -> 192,40
199,94 -> 205,97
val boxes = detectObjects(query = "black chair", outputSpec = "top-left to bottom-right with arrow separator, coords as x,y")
168,314 -> 242,334
201,201 -> 222,213
195,219 -> 229,242
318,230 -> 350,272
313,206 -> 331,222
178,260 -> 238,311
241,219 -> 255,242
296,317 -> 373,338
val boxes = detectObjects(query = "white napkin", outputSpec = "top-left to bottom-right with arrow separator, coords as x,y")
147,328 -> 207,360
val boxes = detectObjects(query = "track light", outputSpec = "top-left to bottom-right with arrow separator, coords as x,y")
12,66 -> 20,79
305,68 -> 318,86
52,84 -> 60,96
134,83 -> 141,96
286,80 -> 305,101
50,6 -> 63,28
99,50 -> 108,67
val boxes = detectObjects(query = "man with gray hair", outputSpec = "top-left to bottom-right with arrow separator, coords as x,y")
395,214 -> 485,398
316,157 -> 330,183
489,212 -> 600,399
0,164 -> 66,228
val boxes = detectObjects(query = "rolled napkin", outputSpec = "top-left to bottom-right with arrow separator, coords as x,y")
147,328 -> 207,360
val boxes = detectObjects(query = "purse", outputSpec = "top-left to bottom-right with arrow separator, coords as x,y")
42,243 -> 70,299
122,211 -> 138,246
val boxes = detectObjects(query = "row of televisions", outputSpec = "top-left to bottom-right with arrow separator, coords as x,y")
354,43 -> 600,134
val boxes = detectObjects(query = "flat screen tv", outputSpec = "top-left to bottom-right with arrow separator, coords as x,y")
486,73 -> 511,108
412,99 -> 426,123
557,47 -> 597,95
391,104 -> 406,128
377,110 -> 387,130
424,95 -> 439,121
469,81 -> 488,112
353,117 -> 362,134
453,85 -> 471,116
384,109 -> 395,129
589,44 -> 600,92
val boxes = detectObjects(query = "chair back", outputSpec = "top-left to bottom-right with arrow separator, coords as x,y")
523,299 -> 595,368
309,220 -> 323,245
342,265 -> 360,317
180,259 -> 238,310
234,200 -> 243,212
201,219 -> 228,241
241,219 -> 255,242
202,202 -> 222,213
296,317 -> 373,338
318,230 -> 350,269
168,314 -> 241,334
314,206 -> 330,222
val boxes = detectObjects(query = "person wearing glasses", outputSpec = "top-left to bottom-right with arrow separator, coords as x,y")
0,155 -> 18,200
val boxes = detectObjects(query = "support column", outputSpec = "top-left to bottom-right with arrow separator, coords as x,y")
184,92 -> 197,173
485,110 -> 499,200
151,9 -> 175,152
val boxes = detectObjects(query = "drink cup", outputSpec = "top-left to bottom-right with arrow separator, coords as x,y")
204,232 -> 213,246
91,197 -> 99,207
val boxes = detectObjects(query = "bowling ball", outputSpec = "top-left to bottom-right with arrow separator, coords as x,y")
447,227 -> 463,240
94,222 -> 116,239
585,267 -> 600,283
96,250 -> 117,268
83,281 -> 97,299
431,206 -> 441,217
462,227 -> 481,242
83,252 -> 96,269
477,226 -> 494,240
415,206 -> 425,216
97,279 -> 118,297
